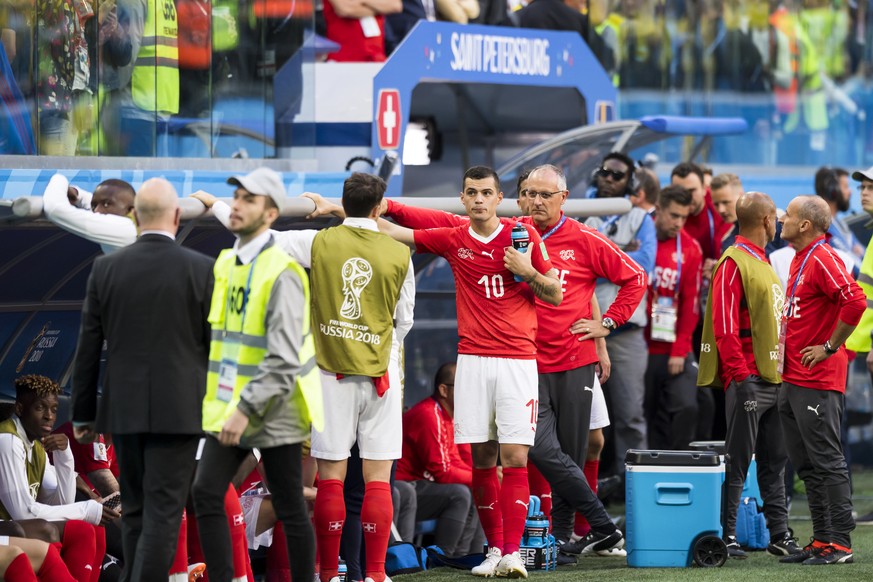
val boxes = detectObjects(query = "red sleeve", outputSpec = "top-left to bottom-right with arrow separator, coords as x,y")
526,225 -> 553,275
414,404 -> 473,486
414,227 -> 451,256
711,258 -> 750,382
386,200 -> 467,229
814,247 -> 867,326
53,422 -> 111,475
673,237 -> 702,357
585,228 -> 648,326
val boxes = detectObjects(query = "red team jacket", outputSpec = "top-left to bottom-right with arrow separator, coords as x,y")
396,397 -> 473,486
647,230 -> 703,358
710,236 -> 768,386
782,235 -> 865,392
387,201 -> 647,372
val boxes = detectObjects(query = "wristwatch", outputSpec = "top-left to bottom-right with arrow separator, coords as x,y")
823,340 -> 839,355
602,317 -> 617,331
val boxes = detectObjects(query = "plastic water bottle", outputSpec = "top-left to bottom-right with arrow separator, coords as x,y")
337,559 -> 347,582
510,223 -> 530,283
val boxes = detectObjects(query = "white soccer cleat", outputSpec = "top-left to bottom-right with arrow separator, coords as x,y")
496,551 -> 528,579
364,577 -> 391,582
471,547 -> 503,577
594,547 -> 627,557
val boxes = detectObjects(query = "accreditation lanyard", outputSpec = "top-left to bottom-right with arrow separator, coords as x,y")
735,243 -> 763,262
598,214 -> 620,235
540,215 -> 567,241
706,207 -> 715,253
778,239 -> 825,374
651,234 -> 681,343
217,255 -> 258,403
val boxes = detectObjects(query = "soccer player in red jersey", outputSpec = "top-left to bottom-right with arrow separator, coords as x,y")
379,165 -> 646,560
643,185 -> 703,450
776,195 -> 865,566
378,166 -> 561,578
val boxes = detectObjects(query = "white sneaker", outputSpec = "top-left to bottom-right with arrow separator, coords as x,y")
594,547 -> 627,557
364,577 -> 391,582
496,552 -> 528,579
471,547 -> 502,577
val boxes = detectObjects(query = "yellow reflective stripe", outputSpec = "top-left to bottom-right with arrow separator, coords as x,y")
208,360 -> 262,378
867,299 -> 873,310
140,36 -> 179,48
134,57 -> 179,68
210,330 -> 268,350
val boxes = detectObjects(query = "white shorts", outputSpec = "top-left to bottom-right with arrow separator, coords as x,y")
454,354 -> 539,446
310,351 -> 402,461
240,492 -> 274,550
589,375 -> 610,430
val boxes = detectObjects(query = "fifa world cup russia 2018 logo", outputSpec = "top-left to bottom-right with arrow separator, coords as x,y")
340,258 -> 373,320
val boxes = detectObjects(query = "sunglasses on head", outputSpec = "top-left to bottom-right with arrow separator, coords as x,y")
598,167 -> 627,181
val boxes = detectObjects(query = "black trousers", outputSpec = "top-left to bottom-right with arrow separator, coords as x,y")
113,433 -> 199,582
723,377 -> 789,538
644,353 -> 699,450
412,480 -> 484,556
528,365 -> 613,541
192,437 -> 314,582
778,382 -> 855,547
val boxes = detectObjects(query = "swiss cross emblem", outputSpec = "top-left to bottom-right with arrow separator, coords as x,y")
363,522 -> 377,533
233,513 -> 245,527
377,89 -> 401,150
328,521 -> 343,531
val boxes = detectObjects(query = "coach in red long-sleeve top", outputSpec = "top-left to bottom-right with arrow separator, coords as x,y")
396,363 -> 484,557
644,185 -> 703,450
698,192 -> 799,559
777,195 -> 866,566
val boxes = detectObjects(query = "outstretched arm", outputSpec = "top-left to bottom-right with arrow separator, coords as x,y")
377,218 -> 416,247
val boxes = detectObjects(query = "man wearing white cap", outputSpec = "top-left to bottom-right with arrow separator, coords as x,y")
192,167 -> 323,582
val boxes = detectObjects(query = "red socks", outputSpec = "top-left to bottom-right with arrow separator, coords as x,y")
500,467 -> 529,555
266,522 -> 290,582
574,460 -> 599,537
169,511 -> 188,578
313,479 -> 345,582
39,543 -> 76,582
362,481 -> 393,582
6,550 -> 38,582
224,485 -> 253,581
59,521 -> 96,582
472,467 -> 504,552
90,527 -> 105,582
526,464 -> 552,528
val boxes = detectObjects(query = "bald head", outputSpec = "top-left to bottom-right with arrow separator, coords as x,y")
135,178 -> 181,233
795,195 -> 832,234
735,191 -> 775,229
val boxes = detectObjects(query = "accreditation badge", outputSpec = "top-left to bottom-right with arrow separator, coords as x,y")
777,316 -> 787,375
217,341 -> 241,403
650,296 -> 678,343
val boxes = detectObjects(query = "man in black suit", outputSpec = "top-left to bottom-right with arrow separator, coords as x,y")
71,177 -> 214,582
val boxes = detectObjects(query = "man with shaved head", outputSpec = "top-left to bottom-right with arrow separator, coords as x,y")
699,192 -> 799,559
72,177 -> 214,581
773,195 -> 866,565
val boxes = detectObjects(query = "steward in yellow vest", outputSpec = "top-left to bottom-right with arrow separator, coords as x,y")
192,168 -> 320,582
847,167 -> 873,366
132,0 -> 180,114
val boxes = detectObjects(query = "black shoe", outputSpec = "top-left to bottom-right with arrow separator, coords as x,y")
856,511 -> 873,525
725,536 -> 747,559
559,529 -> 624,556
768,531 -> 802,556
802,545 -> 854,565
556,552 -> 577,566
596,475 -> 622,501
780,539 -> 826,564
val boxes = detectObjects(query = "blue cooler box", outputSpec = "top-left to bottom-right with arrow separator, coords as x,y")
626,450 -> 724,567
689,440 -> 763,505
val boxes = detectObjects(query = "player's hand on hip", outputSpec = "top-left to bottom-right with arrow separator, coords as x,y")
219,409 -> 249,447
800,344 -> 829,370
667,356 -> 685,376
569,317 -> 609,341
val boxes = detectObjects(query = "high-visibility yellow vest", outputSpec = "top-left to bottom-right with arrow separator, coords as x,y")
0,418 -> 46,520
133,0 -> 180,114
847,232 -> 873,353
203,244 -> 323,437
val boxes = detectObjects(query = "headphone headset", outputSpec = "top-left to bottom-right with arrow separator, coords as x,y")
816,167 -> 840,203
591,154 -> 639,197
